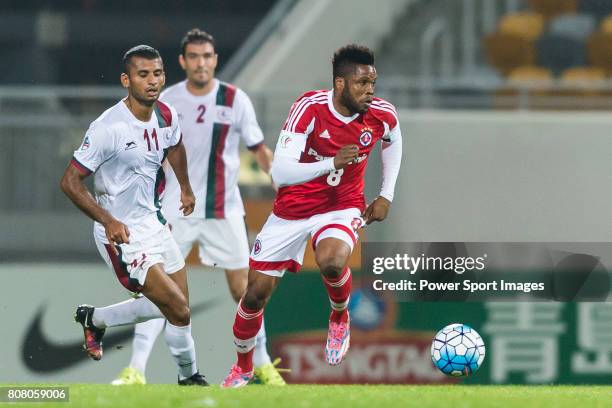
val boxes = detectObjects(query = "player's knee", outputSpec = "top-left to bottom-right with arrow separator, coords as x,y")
319,262 -> 344,280
242,285 -> 270,311
315,246 -> 347,277
172,304 -> 191,326
316,253 -> 345,279
169,295 -> 191,325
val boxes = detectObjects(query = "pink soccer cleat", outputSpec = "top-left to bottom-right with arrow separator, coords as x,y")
325,319 -> 350,365
221,364 -> 253,388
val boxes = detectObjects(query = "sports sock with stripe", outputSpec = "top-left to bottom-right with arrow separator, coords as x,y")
322,266 -> 352,323
164,320 -> 198,380
92,296 -> 163,328
233,300 -> 264,372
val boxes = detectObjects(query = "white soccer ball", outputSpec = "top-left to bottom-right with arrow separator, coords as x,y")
431,323 -> 485,376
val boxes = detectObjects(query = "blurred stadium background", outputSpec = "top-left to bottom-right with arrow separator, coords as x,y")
1,0 -> 612,386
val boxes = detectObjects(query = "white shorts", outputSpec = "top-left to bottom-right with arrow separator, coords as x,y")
94,225 -> 185,293
168,216 -> 250,270
249,208 -> 364,277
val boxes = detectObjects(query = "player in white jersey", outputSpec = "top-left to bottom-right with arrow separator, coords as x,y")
60,45 -> 207,386
112,29 -> 284,386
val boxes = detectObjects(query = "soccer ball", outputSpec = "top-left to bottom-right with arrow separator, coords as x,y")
431,323 -> 485,377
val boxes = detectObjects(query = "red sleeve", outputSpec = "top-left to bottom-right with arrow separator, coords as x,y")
281,91 -> 325,134
371,98 -> 399,129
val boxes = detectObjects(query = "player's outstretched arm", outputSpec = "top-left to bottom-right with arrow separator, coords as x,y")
363,136 -> 402,224
60,164 -> 130,247
166,141 -> 195,216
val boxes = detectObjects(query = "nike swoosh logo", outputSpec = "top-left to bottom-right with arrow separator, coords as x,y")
21,298 -> 221,373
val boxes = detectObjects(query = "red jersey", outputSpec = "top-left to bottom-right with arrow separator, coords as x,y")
273,89 -> 399,220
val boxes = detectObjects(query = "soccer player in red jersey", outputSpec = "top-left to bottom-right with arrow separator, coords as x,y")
221,44 -> 402,387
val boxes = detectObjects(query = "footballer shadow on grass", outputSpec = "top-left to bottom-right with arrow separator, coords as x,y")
21,298 -> 221,373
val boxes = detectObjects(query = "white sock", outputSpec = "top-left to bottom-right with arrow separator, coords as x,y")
92,296 -> 163,328
253,317 -> 272,368
164,321 -> 198,380
129,318 -> 166,374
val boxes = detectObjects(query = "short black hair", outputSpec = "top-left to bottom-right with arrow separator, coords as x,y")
181,28 -> 216,56
332,44 -> 375,79
122,45 -> 162,74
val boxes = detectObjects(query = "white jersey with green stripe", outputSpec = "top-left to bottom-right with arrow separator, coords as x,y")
71,99 -> 182,244
160,79 -> 264,219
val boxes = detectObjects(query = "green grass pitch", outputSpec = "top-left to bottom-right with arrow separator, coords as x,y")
2,385 -> 611,408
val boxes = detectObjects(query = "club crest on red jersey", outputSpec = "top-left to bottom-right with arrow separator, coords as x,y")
359,127 -> 373,146
253,239 -> 262,255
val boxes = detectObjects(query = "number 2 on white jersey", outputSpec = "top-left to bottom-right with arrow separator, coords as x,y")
327,168 -> 344,186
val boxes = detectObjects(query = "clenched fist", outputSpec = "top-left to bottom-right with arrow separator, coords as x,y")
334,144 -> 360,169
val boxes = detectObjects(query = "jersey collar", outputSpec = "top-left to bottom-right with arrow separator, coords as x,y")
119,98 -> 157,126
327,90 -> 359,124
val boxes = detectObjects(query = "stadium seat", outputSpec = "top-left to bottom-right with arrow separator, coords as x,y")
507,65 -> 554,96
548,13 -> 596,41
560,66 -> 606,95
499,12 -> 545,40
561,67 -> 606,83
528,0 -> 577,19
507,65 -> 554,86
599,14 -> 612,33
483,33 -> 537,76
493,66 -> 553,109
536,33 -> 587,75
587,32 -> 612,74
578,0 -> 612,19
553,67 -> 609,109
